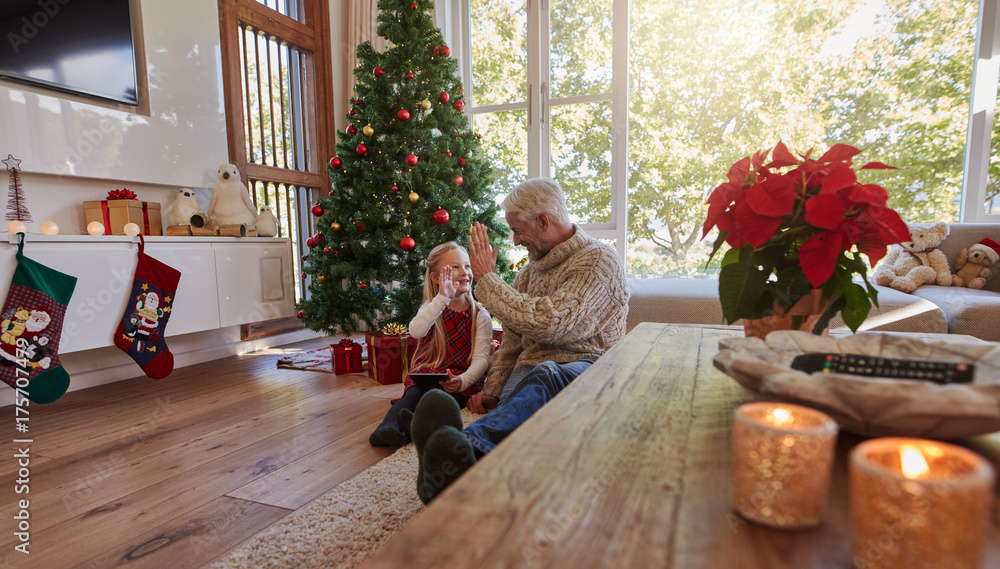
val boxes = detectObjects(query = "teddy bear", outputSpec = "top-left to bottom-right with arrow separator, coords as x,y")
951,237 -> 1000,289
872,221 -> 953,293
207,164 -> 258,229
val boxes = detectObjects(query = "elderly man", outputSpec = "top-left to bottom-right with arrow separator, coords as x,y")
409,177 -> 629,504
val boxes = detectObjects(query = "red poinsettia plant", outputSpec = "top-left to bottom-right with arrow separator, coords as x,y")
702,142 -> 911,333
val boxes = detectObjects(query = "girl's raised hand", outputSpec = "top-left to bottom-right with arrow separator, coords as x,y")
439,265 -> 457,298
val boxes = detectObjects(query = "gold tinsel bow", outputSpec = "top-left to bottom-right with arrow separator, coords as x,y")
381,323 -> 407,336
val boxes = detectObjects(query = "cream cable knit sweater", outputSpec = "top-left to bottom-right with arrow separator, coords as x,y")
474,226 -> 629,398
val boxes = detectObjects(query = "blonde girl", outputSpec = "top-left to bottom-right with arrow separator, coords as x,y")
369,241 -> 493,447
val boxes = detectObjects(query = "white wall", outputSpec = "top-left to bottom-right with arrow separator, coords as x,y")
0,0 -> 322,407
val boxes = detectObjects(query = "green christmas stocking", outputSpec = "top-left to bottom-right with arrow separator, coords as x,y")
114,235 -> 180,379
0,234 -> 78,404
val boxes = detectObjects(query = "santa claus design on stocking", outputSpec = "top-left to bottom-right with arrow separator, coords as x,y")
0,308 -> 53,371
121,283 -> 169,358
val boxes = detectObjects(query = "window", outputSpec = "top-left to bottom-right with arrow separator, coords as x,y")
218,0 -> 336,303
469,0 -> 628,258
469,0 -> 997,278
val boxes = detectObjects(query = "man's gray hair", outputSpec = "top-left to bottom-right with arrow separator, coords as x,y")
502,177 -> 571,225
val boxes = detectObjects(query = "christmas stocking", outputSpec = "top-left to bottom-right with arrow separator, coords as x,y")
0,234 -> 77,403
114,236 -> 181,379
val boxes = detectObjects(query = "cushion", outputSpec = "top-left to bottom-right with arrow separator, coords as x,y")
913,285 -> 1000,341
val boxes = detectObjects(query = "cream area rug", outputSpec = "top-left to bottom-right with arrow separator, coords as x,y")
209,408 -> 479,569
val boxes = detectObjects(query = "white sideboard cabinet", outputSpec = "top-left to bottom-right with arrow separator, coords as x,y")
1,235 -> 296,353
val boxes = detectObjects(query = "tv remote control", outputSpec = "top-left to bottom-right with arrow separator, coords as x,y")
790,353 -> 974,384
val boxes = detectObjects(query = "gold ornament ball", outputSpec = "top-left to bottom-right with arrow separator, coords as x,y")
317,275 -> 326,283
420,98 -> 431,110
330,221 -> 341,231
363,124 -> 374,136
409,192 -> 419,203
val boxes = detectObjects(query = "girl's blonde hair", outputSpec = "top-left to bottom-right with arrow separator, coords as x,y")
413,241 -> 483,370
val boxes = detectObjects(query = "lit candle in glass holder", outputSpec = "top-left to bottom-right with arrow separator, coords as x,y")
731,402 -> 839,528
850,438 -> 995,569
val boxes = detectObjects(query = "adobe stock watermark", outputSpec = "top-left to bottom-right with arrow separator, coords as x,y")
6,0 -> 73,55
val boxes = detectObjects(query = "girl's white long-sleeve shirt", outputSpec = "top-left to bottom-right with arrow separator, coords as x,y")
408,294 -> 493,392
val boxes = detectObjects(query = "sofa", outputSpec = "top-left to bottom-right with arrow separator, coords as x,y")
626,223 -> 1000,341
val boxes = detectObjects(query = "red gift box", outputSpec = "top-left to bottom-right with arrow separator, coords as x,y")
365,332 -> 419,385
331,340 -> 363,374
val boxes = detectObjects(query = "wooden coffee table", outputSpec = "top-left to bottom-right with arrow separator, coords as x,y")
360,323 -> 1000,568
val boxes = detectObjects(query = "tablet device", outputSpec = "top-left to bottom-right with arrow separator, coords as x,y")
409,372 -> 450,387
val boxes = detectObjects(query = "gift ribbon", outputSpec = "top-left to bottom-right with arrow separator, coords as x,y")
99,200 -> 151,235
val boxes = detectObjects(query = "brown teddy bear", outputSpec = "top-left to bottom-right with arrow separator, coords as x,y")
872,222 -> 953,293
951,237 -> 1000,289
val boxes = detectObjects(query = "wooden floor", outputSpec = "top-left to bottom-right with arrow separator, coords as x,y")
0,337 -> 400,569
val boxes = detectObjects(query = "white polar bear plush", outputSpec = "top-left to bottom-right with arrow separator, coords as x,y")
207,164 -> 258,228
163,188 -> 206,226
255,205 -> 279,237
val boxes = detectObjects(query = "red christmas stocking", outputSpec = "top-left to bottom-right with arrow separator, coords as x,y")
0,234 -> 77,403
114,236 -> 181,379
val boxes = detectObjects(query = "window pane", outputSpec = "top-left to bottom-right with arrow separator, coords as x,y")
549,0 -> 612,99
989,70 -> 1000,215
474,109 -> 528,201
254,0 -> 305,23
240,25 -> 314,171
626,0 -> 976,277
471,0 -> 527,106
550,101 -> 611,224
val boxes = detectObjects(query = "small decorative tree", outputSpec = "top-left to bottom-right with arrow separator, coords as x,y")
3,154 -> 32,224
296,0 -> 513,337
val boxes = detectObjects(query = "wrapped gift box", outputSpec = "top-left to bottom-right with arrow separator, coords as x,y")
365,332 -> 419,385
84,200 -> 163,236
330,340 -> 363,374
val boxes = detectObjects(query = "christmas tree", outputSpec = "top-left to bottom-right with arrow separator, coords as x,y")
4,154 -> 31,224
297,0 -> 512,337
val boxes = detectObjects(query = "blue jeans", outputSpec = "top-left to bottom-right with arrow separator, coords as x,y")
464,358 -> 595,456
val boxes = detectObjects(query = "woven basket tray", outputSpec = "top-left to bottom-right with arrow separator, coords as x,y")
713,331 -> 1000,439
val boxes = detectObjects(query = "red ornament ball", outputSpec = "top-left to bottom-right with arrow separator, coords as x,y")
354,99 -> 360,105
407,72 -> 414,79
434,47 -> 440,56
360,282 -> 366,288
411,2 -> 417,8
347,125 -> 357,135
313,233 -> 325,244
301,273 -> 307,279
311,204 -> 324,217
439,91 -> 450,103
400,236 -> 416,251
397,109 -> 410,121
373,65 -> 385,76
433,208 -> 450,225
356,143 -> 368,156
323,247 -> 331,254
405,154 -> 418,166
454,100 -> 465,112
301,255 -> 307,261
454,176 -> 464,187
349,110 -> 355,116
446,151 -> 452,157
297,310 -> 305,319
306,237 -> 315,248
329,156 -> 343,169
391,184 -> 398,191
442,45 -> 451,57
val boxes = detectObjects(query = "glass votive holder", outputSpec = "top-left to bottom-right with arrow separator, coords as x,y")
849,438 -> 995,569
731,401 -> 839,528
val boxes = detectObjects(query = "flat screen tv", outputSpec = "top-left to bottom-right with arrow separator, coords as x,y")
0,0 -> 138,105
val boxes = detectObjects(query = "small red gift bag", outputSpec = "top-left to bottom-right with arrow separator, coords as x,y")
365,332 -> 419,385
331,339 -> 363,374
